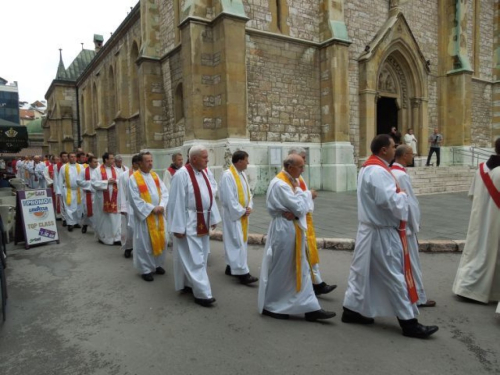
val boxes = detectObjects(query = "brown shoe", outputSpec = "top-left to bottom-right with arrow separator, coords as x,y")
239,274 -> 258,285
418,300 -> 436,308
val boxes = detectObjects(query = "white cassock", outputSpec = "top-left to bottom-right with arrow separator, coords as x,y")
58,163 -> 84,226
343,159 -> 418,320
28,162 -> 48,189
116,165 -> 129,178
163,169 -> 173,191
257,176 -> 320,315
118,170 -> 134,251
219,167 -> 253,275
128,171 -> 169,274
497,302 -> 500,314
77,167 -> 98,228
167,166 -> 221,299
452,163 -> 500,303
54,163 -> 67,221
91,166 -> 121,245
392,163 -> 427,304
16,161 -> 23,180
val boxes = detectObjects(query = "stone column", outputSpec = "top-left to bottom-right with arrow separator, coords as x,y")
493,1 -> 500,142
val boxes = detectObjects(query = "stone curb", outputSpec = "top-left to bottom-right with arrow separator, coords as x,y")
209,231 -> 464,253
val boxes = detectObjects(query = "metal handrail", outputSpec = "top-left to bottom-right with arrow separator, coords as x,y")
451,146 -> 491,167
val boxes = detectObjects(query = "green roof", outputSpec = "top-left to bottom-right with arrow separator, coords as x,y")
64,49 -> 96,81
27,118 -> 43,134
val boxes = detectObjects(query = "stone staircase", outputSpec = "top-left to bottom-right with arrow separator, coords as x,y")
407,166 -> 476,195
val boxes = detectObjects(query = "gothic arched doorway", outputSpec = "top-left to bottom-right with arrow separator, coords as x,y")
377,97 -> 398,135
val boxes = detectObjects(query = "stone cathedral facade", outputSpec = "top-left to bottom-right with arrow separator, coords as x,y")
43,0 -> 500,193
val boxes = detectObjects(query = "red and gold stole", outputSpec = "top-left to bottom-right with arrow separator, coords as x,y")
276,171 -> 305,293
100,165 -> 118,213
134,171 -> 165,256
85,167 -> 93,217
363,155 -> 418,304
479,162 -> 500,209
185,163 -> 213,236
298,177 -> 319,270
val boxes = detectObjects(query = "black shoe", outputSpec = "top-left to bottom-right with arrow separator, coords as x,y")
113,241 -> 121,246
225,265 -> 232,276
67,225 -> 73,232
155,267 -> 166,275
341,307 -> 375,324
81,225 -> 87,234
305,309 -> 336,322
313,282 -> 337,296
182,286 -> 193,294
124,249 -> 133,258
402,323 -> 439,339
98,239 -> 104,245
62,220 -> 67,227
262,309 -> 289,320
239,274 -> 259,285
74,224 -> 81,229
194,297 -> 216,307
141,273 -> 154,282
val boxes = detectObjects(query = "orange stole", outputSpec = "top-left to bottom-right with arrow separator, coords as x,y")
101,166 -> 118,213
134,171 -> 166,256
298,177 -> 320,268
363,155 -> 419,304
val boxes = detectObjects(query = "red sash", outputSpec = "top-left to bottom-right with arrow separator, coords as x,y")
479,163 -> 500,209
55,162 -> 64,214
185,164 -> 213,236
168,167 -> 176,176
101,165 -> 118,213
47,163 -> 54,179
390,165 -> 406,173
85,167 -> 93,217
363,155 -> 419,304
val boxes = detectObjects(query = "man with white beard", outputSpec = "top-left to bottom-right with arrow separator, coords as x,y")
168,145 -> 221,307
258,154 -> 336,322
119,154 -> 140,259
128,152 -> 169,282
58,152 -> 84,232
77,156 -> 99,234
391,144 -> 436,307
91,152 -> 121,245
342,134 -> 438,339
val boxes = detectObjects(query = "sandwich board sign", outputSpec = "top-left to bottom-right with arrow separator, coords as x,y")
15,189 -> 59,249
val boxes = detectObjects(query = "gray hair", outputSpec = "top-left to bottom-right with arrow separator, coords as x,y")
395,144 -> 411,159
288,146 -> 306,156
115,154 -> 123,161
171,152 -> 182,162
283,155 -> 298,169
189,144 -> 207,159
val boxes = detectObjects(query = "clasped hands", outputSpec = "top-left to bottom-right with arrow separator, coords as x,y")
174,224 -> 217,239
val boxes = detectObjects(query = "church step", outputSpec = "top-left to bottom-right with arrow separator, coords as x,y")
405,166 -> 475,195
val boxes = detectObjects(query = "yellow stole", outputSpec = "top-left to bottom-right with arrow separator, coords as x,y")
65,163 -> 82,205
134,171 -> 165,256
298,177 -> 320,267
275,171 -> 305,292
229,165 -> 250,242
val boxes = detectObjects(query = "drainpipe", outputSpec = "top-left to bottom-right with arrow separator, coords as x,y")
76,86 -> 81,148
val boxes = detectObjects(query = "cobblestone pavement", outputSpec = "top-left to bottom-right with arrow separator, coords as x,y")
248,191 -> 472,241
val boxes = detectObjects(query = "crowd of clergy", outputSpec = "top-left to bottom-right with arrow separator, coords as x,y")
11,134 -> 500,338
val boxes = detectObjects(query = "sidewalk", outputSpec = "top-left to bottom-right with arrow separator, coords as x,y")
246,191 -> 471,241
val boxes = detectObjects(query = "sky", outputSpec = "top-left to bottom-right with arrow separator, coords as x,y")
0,0 -> 139,104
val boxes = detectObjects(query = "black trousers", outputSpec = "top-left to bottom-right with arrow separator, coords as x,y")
426,147 -> 440,166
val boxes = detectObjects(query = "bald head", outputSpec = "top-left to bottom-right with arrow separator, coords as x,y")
394,144 -> 413,167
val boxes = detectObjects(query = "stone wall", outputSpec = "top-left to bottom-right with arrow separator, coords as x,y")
161,51 -> 184,148
246,34 -> 321,143
478,0 -> 494,81
471,81 -> 492,147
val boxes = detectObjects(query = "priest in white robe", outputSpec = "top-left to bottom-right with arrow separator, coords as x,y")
58,152 -> 84,232
28,155 -> 48,189
391,145 -> 435,308
91,152 -> 121,245
54,152 -> 69,223
119,154 -> 140,259
115,155 -> 129,177
163,152 -> 183,191
258,154 -> 336,322
220,150 -> 258,285
453,138 -> 500,304
167,145 -> 221,307
128,152 -> 169,282
77,156 -> 99,234
343,135 -> 438,339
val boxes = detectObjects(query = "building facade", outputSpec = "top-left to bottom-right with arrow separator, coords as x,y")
43,0 -> 500,193
0,78 -> 20,125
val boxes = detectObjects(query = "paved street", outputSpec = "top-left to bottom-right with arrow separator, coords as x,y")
250,191 -> 472,240
0,224 -> 498,375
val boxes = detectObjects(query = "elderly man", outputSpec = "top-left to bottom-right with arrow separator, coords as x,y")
128,152 -> 169,281
288,146 -> 336,295
391,145 -> 435,308
119,154 -> 140,258
77,155 -> 99,234
453,137 -> 500,304
342,135 -> 438,339
91,152 -> 121,245
58,152 -> 84,232
167,145 -> 221,307
220,150 -> 258,285
258,154 -> 336,322
163,152 -> 183,190
28,155 -> 49,189
115,155 -> 129,177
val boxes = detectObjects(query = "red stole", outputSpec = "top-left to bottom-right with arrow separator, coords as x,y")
100,165 -> 118,213
47,163 -> 54,179
479,163 -> 500,209
185,164 -> 213,236
168,167 -> 176,176
85,167 -> 93,217
363,155 -> 419,304
390,164 -> 406,173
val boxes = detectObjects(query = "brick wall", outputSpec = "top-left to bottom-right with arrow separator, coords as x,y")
161,51 -> 184,148
472,81 -> 492,147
